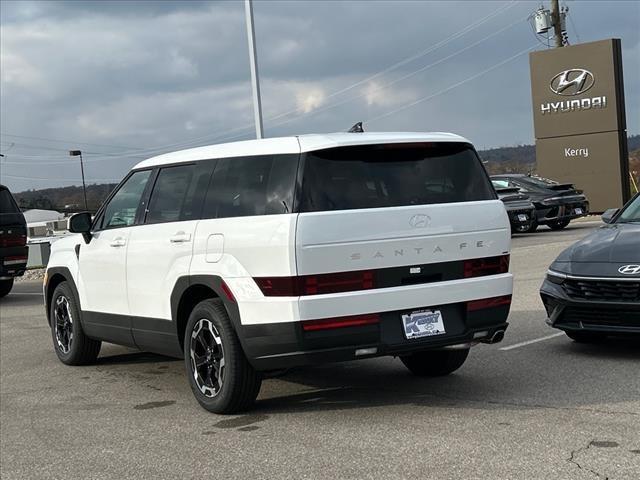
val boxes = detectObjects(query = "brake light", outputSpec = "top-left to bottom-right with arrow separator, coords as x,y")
467,295 -> 512,312
464,255 -> 509,278
255,270 -> 375,297
0,233 -> 27,247
301,313 -> 380,331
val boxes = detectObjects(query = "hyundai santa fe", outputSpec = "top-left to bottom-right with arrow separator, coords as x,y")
44,132 -> 514,413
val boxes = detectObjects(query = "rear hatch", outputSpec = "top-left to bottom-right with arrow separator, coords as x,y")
295,142 -> 510,277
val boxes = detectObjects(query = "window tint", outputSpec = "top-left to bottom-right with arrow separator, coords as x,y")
102,170 -> 151,229
145,165 -> 196,224
204,155 -> 297,219
0,189 -> 20,214
299,143 -> 495,212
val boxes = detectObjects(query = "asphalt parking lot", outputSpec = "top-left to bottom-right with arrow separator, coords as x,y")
1,221 -> 638,480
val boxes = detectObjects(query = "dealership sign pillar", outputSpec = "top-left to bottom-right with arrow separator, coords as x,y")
529,39 -> 629,212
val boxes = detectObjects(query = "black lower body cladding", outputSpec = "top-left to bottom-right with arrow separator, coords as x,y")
240,302 -> 510,371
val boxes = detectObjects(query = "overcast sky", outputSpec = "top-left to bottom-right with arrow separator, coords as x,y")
1,0 -> 638,191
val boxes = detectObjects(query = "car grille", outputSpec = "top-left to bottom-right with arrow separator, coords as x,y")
563,278 -> 640,302
562,306 -> 640,328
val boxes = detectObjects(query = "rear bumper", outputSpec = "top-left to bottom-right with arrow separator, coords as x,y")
240,302 -> 510,371
0,246 -> 28,279
540,280 -> 640,334
535,200 -> 589,224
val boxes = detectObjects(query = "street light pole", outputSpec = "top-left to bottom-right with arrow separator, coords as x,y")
244,0 -> 264,139
69,150 -> 88,211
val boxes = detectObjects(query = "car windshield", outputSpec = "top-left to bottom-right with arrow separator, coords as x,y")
616,195 -> 640,223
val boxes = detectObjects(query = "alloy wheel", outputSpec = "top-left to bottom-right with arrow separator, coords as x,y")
54,295 -> 74,354
190,319 -> 225,398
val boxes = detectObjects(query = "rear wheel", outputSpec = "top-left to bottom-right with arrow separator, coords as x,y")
565,330 -> 606,343
549,219 -> 570,230
184,299 -> 262,414
0,278 -> 14,298
401,348 -> 470,377
50,282 -> 101,365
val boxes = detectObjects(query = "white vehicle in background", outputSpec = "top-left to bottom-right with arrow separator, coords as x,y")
44,131 -> 513,413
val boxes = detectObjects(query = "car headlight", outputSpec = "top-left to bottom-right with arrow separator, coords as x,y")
546,269 -> 567,285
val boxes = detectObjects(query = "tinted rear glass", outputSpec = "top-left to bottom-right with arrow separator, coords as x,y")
203,154 -> 298,219
299,143 -> 495,212
0,189 -> 20,214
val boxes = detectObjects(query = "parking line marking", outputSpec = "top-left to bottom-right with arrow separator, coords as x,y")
499,332 -> 564,351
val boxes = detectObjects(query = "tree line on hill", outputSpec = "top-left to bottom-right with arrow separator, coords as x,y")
12,135 -> 640,211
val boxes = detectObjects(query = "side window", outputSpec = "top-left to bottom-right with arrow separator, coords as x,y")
101,170 -> 152,229
145,165 -> 195,224
203,155 -> 297,219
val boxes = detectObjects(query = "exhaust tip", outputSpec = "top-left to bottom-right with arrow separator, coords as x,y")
491,330 -> 505,344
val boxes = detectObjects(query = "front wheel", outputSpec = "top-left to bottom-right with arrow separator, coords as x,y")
50,281 -> 101,365
0,278 -> 14,298
401,348 -> 470,377
184,299 -> 262,414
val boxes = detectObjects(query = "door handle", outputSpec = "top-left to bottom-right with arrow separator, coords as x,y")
170,232 -> 191,243
110,237 -> 126,247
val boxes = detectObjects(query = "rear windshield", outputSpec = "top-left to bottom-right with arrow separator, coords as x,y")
0,188 -> 20,214
298,142 -> 495,212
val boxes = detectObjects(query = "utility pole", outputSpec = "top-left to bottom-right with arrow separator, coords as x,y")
244,0 -> 264,139
69,150 -> 88,211
550,0 -> 563,48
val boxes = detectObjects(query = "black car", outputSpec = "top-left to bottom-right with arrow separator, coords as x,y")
491,181 -> 536,233
540,193 -> 640,342
0,185 -> 28,297
491,174 -> 589,232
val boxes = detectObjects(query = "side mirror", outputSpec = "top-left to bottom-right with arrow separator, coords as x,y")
601,208 -> 619,224
68,212 -> 93,243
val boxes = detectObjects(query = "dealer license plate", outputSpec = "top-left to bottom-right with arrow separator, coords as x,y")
401,309 -> 445,340
517,214 -> 528,222
574,208 -> 583,215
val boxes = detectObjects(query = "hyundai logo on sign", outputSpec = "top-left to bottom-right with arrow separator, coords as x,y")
618,265 -> 640,275
550,69 -> 595,96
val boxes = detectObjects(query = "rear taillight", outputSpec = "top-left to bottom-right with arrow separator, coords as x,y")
301,313 -> 380,331
0,233 -> 27,247
3,255 -> 28,266
467,295 -> 512,312
464,255 -> 509,278
255,270 -> 376,297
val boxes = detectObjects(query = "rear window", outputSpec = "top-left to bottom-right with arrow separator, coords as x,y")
203,154 -> 298,219
298,143 -> 496,212
0,188 -> 20,214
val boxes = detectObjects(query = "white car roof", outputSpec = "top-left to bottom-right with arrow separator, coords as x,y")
133,131 -> 470,169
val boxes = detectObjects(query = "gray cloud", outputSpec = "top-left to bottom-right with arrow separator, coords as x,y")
1,0 -> 638,191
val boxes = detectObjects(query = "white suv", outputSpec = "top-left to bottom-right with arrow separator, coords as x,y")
45,132 -> 513,413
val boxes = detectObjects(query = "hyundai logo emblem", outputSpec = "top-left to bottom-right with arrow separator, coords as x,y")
409,214 -> 430,228
549,69 -> 595,96
618,264 -> 640,275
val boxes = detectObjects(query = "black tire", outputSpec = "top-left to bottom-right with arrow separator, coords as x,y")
549,219 -> 570,230
401,348 -> 470,377
50,281 -> 101,365
0,278 -> 14,298
565,330 -> 606,343
184,299 -> 262,414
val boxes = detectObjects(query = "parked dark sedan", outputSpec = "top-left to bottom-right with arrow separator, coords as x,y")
491,181 -> 536,233
0,185 -> 28,297
540,193 -> 640,342
491,174 -> 589,232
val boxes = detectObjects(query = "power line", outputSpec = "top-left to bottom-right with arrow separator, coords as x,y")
366,43 -> 537,124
